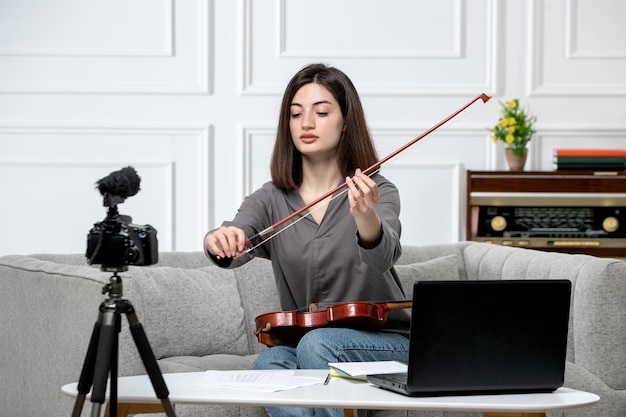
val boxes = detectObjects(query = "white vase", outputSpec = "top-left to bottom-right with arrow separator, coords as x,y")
505,148 -> 528,171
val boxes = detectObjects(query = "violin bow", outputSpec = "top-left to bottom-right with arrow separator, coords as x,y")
243,93 -> 492,253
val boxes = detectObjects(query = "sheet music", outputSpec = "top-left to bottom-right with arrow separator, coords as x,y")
196,369 -> 327,392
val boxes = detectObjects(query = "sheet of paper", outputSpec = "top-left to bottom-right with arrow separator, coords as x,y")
327,361 -> 407,379
196,370 -> 326,392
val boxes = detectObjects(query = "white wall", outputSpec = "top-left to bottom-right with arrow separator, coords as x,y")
1,0 -> 625,255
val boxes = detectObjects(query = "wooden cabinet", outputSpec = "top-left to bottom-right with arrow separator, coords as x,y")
466,171 -> 626,258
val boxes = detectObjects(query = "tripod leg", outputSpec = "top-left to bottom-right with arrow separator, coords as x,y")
71,320 -> 102,417
125,305 -> 177,417
107,322 -> 120,417
89,310 -> 118,417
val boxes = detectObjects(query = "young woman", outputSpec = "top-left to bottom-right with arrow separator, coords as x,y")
204,63 -> 410,417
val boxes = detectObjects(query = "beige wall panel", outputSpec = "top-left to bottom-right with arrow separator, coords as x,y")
0,0 -> 211,93
241,0 -> 499,96
529,0 -> 626,96
1,0 -> 625,254
0,126 -> 212,254
535,129 -> 626,170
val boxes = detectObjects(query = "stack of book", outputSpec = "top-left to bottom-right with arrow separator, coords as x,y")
553,149 -> 626,171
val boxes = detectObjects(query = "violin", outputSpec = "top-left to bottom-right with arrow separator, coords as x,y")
248,94 -> 491,347
254,300 -> 412,347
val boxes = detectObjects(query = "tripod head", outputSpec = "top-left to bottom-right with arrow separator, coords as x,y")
102,271 -> 124,302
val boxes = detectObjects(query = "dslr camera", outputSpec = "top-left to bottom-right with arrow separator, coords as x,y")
86,166 -> 158,271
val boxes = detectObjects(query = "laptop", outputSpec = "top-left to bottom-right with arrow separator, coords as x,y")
367,279 -> 571,397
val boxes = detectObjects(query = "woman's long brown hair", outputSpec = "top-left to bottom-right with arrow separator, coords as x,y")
270,63 -> 378,190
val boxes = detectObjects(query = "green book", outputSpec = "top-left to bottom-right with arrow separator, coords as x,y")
555,156 -> 626,164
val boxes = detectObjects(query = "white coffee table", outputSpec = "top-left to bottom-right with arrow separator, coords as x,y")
62,370 -> 600,417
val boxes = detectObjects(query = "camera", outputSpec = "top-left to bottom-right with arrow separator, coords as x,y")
86,218 -> 158,269
86,166 -> 158,271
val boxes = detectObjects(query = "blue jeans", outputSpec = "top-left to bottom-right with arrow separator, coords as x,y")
252,328 -> 410,417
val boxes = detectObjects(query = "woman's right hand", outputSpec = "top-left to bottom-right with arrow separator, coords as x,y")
204,226 -> 247,258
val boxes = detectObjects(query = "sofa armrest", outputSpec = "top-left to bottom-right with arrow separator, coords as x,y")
573,260 -> 626,390
0,255 -> 120,417
459,242 -> 626,393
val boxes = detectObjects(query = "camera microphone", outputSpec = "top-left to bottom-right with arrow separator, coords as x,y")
96,166 -> 141,200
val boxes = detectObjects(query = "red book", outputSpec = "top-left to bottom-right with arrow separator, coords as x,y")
554,149 -> 626,157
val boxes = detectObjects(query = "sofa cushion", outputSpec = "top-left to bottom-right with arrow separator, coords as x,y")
158,353 -> 258,373
394,254 -> 461,299
122,265 -> 249,359
231,258 -> 281,355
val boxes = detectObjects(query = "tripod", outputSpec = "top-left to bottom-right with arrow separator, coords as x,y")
71,268 -> 177,417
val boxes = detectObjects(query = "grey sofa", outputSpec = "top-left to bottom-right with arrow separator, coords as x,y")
1,242 -> 624,417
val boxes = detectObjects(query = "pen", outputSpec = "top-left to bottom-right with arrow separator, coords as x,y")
323,373 -> 332,385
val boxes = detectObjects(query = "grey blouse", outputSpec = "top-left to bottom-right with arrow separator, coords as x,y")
206,173 -> 409,325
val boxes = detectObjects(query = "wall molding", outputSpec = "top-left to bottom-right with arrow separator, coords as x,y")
0,124 -> 214,252
384,162 -> 464,244
565,0 -> 626,59
0,0 -> 212,94
240,0 -> 500,97
528,0 -> 626,96
277,0 -> 463,59
0,0 -> 175,58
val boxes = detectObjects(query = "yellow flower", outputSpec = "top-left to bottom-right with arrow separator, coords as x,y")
487,98 -> 536,150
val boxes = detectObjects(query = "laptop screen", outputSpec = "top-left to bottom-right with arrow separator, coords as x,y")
405,280 -> 571,395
